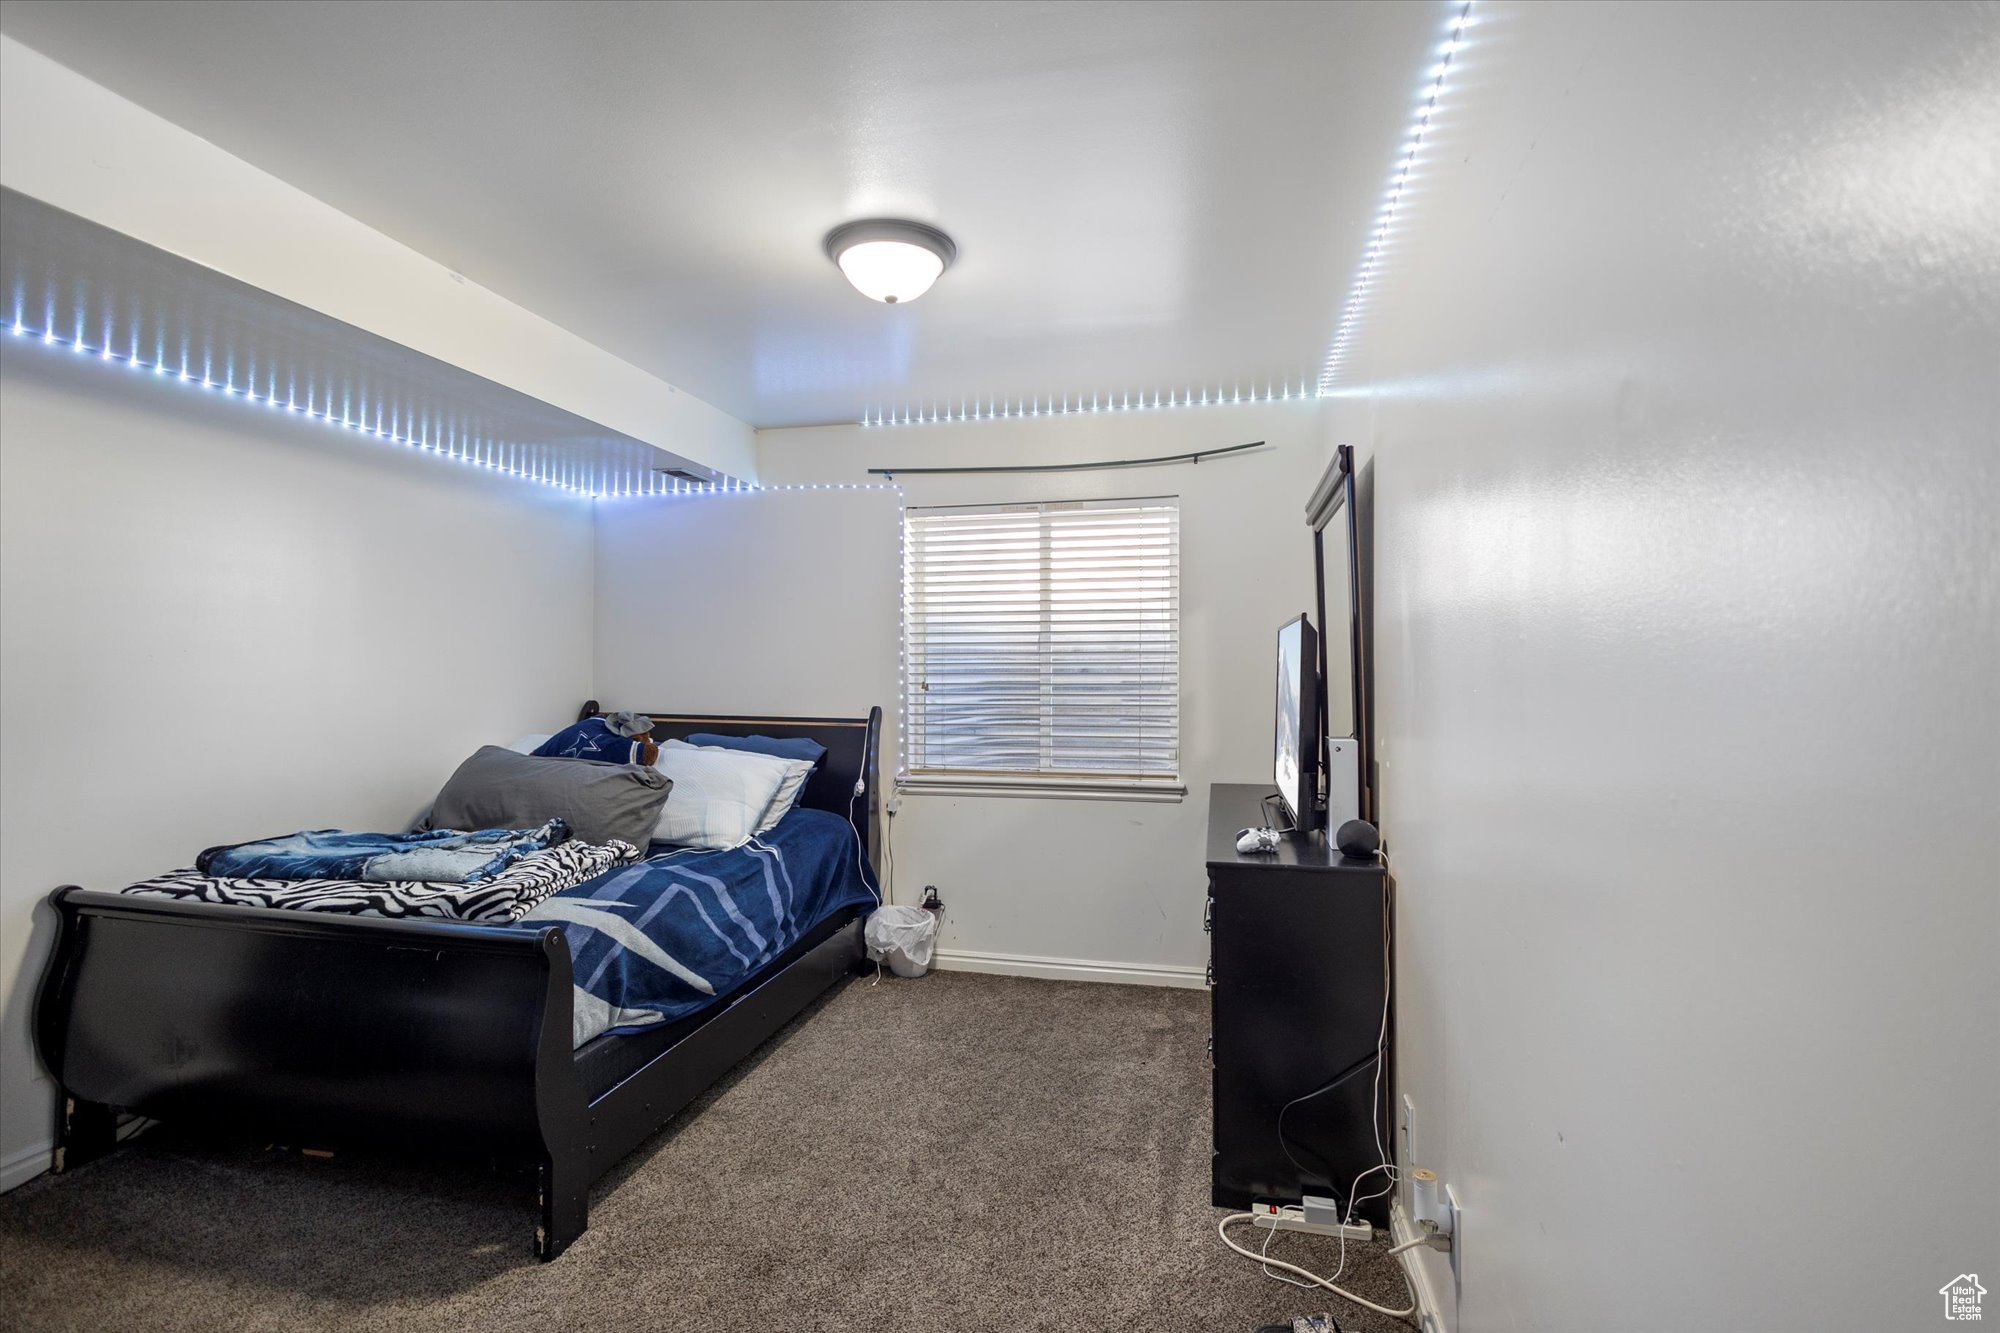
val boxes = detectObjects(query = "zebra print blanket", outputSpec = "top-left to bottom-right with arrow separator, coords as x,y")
121,837 -> 640,923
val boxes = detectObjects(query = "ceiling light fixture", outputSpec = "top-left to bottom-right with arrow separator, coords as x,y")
824,219 -> 957,304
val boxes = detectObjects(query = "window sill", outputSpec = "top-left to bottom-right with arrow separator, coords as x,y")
897,775 -> 1187,803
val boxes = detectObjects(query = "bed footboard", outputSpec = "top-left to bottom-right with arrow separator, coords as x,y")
35,886 -> 590,1253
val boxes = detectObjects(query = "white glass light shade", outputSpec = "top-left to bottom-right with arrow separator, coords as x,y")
836,240 -> 945,304
824,220 -> 957,304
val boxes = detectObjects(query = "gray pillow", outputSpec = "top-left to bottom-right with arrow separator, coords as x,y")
425,746 -> 671,850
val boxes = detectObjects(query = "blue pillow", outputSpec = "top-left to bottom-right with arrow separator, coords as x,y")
685,732 -> 827,766
534,718 -> 649,765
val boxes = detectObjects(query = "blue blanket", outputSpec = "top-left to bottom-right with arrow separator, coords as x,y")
521,807 -> 877,1045
197,819 -> 568,883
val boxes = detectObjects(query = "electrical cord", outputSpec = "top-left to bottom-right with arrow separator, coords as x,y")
643,844 -> 709,864
1342,876 -> 1402,1224
846,780 -> 881,906
882,794 -> 896,906
844,779 -> 888,986
1271,1055 -> 1386,1287
746,788 -> 884,977
740,782 -> 879,906
1216,1214 -> 1416,1320
1255,1207 -> 1329,1291
1258,791 -> 1300,834
1275,1052 -> 1380,1186
1255,1216 -> 1307,1288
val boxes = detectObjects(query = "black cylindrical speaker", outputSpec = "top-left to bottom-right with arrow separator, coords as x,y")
1334,819 -> 1379,859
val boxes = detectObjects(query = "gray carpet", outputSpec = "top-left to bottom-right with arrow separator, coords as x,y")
0,972 -> 1413,1332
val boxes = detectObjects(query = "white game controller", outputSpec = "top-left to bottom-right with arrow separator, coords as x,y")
1236,826 -> 1282,854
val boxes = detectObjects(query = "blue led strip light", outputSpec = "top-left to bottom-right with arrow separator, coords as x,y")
6,319 -> 622,495
5,321 -> 915,499
859,378 -> 1319,427
1319,0 -> 1473,391
595,481 -> 903,500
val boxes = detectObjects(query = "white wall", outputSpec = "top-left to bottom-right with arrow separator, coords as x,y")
593,487 -> 901,720
1326,3 -> 1999,1330
0,344 -> 596,1189
751,401 -> 1337,982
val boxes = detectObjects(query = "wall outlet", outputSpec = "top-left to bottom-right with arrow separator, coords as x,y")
1390,1197 -> 1452,1333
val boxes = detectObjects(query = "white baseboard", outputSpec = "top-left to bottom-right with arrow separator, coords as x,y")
930,947 -> 1206,989
0,1139 -> 52,1194
1,1116 -> 150,1194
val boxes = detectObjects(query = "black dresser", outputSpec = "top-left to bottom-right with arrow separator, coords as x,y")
1205,782 -> 1391,1227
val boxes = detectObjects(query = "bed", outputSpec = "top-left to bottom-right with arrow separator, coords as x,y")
33,703 -> 882,1260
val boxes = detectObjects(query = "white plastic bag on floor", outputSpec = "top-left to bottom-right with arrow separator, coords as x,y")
864,905 -> 938,978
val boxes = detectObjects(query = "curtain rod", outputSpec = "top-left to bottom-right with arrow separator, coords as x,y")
868,440 -> 1266,479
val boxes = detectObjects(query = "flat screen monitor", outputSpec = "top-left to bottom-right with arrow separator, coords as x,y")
1274,613 -> 1320,832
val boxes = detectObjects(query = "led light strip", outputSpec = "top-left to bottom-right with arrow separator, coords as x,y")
5,321 -> 897,499
860,379 -> 1319,427
6,320 -> 628,495
1319,0 -> 1472,391
597,481 -> 902,500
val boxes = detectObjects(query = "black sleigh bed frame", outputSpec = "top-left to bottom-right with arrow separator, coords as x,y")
34,704 -> 882,1260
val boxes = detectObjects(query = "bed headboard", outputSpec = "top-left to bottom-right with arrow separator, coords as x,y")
576,702 -> 882,867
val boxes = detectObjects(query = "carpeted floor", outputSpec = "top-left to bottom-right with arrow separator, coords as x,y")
0,971 -> 1413,1332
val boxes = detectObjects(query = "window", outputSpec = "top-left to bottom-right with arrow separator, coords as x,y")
903,498 -> 1182,797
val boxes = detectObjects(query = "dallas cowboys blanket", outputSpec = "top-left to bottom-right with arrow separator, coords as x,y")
523,806 -> 878,1046
196,819 -> 568,883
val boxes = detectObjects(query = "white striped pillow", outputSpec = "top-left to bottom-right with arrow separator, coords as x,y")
649,743 -> 793,849
663,739 -> 816,836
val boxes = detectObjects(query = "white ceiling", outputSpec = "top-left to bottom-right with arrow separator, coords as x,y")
0,0 -> 1443,430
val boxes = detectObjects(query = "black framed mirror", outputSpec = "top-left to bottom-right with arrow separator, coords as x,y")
1304,444 -> 1374,826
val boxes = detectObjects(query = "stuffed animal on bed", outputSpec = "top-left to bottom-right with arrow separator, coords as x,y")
532,711 -> 660,766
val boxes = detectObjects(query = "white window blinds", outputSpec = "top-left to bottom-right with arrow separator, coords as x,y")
904,498 -> 1180,785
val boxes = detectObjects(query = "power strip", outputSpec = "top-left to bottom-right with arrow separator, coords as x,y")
1248,1202 -> 1375,1244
